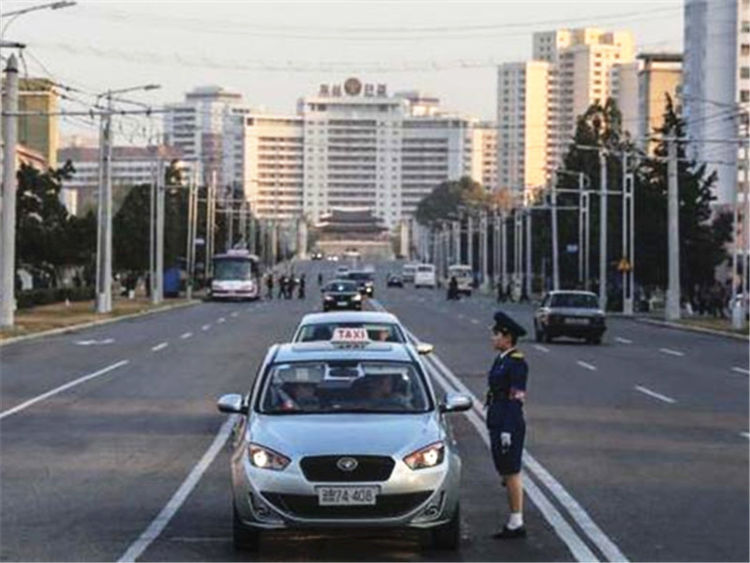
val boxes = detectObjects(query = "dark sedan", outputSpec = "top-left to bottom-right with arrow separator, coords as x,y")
534,290 -> 606,344
386,273 -> 404,287
321,279 -> 363,312
346,270 -> 375,297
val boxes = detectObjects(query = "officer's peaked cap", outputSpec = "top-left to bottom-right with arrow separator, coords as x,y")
492,310 -> 527,338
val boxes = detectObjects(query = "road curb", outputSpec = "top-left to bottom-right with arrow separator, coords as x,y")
0,299 -> 201,347
634,317 -> 748,341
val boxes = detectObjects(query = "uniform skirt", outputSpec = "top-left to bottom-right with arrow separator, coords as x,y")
489,419 -> 526,475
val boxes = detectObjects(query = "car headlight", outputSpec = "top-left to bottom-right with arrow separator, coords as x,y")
324,295 -> 334,301
352,293 -> 362,301
248,443 -> 290,471
404,441 -> 445,470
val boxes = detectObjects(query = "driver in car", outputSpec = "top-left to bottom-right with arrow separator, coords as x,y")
280,381 -> 320,411
362,374 -> 409,410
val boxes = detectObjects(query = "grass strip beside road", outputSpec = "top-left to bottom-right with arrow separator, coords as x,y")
0,297 -> 196,341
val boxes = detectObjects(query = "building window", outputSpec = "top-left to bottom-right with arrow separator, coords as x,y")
741,90 -> 750,103
743,21 -> 750,33
743,44 -> 750,56
742,67 -> 750,79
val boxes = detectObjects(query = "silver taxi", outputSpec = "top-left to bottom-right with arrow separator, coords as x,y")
217,329 -> 471,551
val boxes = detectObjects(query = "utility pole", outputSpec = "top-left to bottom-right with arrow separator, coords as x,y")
149,155 -> 156,300
154,159 -> 165,304
578,174 -> 587,287
453,219 -> 460,264
666,131 -> 681,321
598,150 -> 608,311
466,214 -> 474,273
551,178 -> 560,291
525,207 -> 532,298
622,152 -> 635,316
480,210 -> 488,288
493,210 -> 500,287
1,55 -> 19,328
206,170 -> 217,276
185,170 -> 196,300
514,207 -> 522,295
95,92 -> 114,314
501,211 -> 508,293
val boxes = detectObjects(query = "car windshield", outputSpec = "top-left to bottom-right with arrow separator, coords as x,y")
449,267 -> 472,277
324,281 -> 357,292
347,272 -> 373,281
417,266 -> 433,272
213,259 -> 256,281
259,361 -> 430,414
550,293 -> 599,308
296,322 -> 405,343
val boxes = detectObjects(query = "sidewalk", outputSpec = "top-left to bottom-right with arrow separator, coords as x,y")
0,296 -> 199,343
637,314 -> 749,340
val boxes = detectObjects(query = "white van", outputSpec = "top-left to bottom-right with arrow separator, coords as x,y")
402,262 -> 418,284
414,264 -> 437,289
447,264 -> 473,296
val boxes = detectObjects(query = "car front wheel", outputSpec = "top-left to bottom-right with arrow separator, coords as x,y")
429,504 -> 460,550
233,504 -> 260,551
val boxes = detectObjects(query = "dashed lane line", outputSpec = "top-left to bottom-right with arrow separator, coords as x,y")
740,432 -> 750,439
731,367 -> 750,375
217,317 -> 226,324
470,318 -> 480,325
635,385 -> 676,404
576,360 -> 597,371
180,332 -> 193,340
201,324 -> 211,331
151,342 -> 168,352
615,337 -> 632,344
230,312 -> 239,318
534,344 -> 550,353
0,360 -> 130,421
117,416 -> 236,563
659,348 -> 685,357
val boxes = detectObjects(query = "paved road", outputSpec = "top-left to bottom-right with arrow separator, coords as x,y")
1,259 -> 747,562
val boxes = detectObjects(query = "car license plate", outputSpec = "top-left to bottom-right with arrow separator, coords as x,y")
317,486 -> 378,506
336,301 -> 348,307
564,318 -> 589,325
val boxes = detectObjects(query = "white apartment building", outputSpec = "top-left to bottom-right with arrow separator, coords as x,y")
230,79 -> 492,228
533,28 -> 635,149
683,0 -> 750,205
58,145 -> 183,216
496,61 -> 552,196
163,86 -> 249,188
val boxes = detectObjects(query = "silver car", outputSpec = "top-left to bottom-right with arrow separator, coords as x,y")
217,337 -> 471,551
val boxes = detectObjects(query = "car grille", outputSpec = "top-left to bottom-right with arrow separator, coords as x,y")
300,455 -> 395,482
261,491 -> 432,519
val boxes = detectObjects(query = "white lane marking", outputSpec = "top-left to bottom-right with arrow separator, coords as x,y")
615,337 -> 632,344
201,324 -> 211,331
230,312 -> 239,318
659,348 -> 684,357
117,416 -> 236,563
0,360 -> 129,421
576,360 -> 597,371
151,342 -> 168,352
365,298 -> 626,563
180,332 -> 193,340
74,338 -> 115,346
217,317 -> 226,324
731,367 -> 750,375
457,313 -> 465,319
635,385 -> 676,404
534,344 -> 550,353
470,318 -> 480,325
740,432 -> 750,439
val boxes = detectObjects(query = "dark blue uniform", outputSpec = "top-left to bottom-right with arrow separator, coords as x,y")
486,348 -> 528,475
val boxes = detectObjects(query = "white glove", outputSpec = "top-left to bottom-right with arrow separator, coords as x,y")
500,432 -> 512,454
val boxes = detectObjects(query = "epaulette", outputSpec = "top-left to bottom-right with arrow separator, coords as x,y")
510,351 -> 524,360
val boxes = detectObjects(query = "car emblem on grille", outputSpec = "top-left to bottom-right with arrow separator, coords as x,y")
336,457 -> 358,472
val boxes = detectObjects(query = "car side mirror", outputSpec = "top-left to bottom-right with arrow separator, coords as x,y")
439,392 -> 472,413
416,343 -> 434,355
217,393 -> 247,415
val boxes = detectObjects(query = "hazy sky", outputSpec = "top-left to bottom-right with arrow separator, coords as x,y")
3,0 -> 684,144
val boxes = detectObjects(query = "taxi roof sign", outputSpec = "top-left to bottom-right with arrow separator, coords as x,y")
331,327 -> 370,348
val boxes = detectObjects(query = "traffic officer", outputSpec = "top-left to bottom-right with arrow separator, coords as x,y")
486,310 -> 529,539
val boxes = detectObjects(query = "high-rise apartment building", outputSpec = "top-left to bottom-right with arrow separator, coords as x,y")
533,28 -> 635,148
230,79 -> 492,228
164,85 -> 249,187
18,78 -> 59,169
496,61 -> 552,195
683,0 -> 749,205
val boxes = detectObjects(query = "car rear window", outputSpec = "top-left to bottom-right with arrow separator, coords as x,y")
325,281 -> 357,292
296,323 -> 405,343
550,293 -> 599,308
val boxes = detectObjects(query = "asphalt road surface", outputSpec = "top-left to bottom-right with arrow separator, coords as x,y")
1,259 -> 748,562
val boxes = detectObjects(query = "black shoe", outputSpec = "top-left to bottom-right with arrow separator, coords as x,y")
492,525 -> 527,540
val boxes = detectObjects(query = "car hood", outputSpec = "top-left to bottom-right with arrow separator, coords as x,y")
549,307 -> 604,316
248,412 -> 442,457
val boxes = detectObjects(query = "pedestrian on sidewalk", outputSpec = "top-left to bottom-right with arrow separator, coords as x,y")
485,311 -> 529,540
265,273 -> 274,300
298,274 -> 306,299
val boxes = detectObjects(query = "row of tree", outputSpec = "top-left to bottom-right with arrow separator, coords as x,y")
415,96 -> 733,295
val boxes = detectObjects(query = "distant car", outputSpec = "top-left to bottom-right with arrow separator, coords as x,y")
387,274 -> 404,288
311,251 -> 324,260
446,265 -> 472,296
216,332 -> 470,551
346,270 -> 375,297
534,290 -> 606,344
414,264 -> 437,289
322,279 -> 362,311
335,265 -> 350,278
402,263 -> 418,284
326,255 -> 340,262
